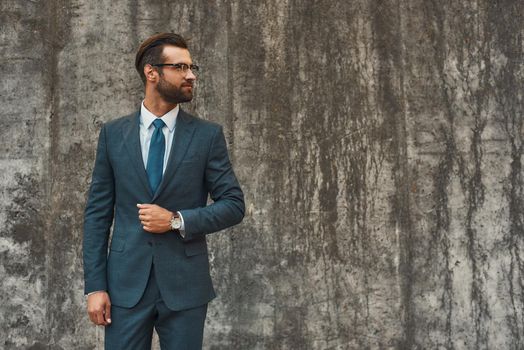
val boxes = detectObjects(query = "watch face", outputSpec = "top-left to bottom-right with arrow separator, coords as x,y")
171,217 -> 181,230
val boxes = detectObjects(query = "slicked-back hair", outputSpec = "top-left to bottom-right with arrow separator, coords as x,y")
135,33 -> 189,84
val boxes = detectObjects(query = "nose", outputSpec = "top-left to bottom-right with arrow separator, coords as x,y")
185,68 -> 196,80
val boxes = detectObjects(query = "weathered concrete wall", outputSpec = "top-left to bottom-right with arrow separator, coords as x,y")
1,0 -> 523,349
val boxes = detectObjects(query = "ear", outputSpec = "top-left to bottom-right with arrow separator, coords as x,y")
143,64 -> 157,82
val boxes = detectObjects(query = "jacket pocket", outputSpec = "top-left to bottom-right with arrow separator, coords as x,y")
184,239 -> 207,257
110,237 -> 125,252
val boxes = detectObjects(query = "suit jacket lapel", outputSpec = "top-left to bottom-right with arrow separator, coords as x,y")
123,111 -> 153,197
152,109 -> 196,201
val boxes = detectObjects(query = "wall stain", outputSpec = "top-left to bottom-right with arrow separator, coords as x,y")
491,1 -> 524,349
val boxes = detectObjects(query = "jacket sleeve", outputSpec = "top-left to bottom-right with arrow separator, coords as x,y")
83,124 -> 115,294
179,126 -> 244,239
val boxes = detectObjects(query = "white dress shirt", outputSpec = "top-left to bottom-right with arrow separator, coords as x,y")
139,102 -> 177,173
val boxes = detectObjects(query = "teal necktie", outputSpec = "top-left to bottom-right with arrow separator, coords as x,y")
146,119 -> 166,194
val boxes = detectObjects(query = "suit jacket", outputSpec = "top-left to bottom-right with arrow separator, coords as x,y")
83,109 -> 245,311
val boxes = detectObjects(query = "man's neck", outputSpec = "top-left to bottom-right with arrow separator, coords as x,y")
143,97 -> 177,117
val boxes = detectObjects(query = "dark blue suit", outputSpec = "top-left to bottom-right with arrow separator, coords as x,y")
83,109 -> 244,348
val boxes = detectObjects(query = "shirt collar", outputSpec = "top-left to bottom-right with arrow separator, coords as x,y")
140,101 -> 179,132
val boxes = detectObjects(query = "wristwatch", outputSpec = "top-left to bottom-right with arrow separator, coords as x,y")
170,212 -> 182,230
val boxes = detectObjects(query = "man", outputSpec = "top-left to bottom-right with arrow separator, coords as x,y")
83,33 -> 245,349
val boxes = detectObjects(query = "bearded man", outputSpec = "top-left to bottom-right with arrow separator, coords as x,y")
82,33 -> 245,350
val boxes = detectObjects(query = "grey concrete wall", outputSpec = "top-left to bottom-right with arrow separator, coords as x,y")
1,0 -> 523,349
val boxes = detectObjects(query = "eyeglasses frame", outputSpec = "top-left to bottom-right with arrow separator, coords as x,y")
150,63 -> 200,74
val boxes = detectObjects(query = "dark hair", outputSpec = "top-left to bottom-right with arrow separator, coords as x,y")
135,33 -> 189,84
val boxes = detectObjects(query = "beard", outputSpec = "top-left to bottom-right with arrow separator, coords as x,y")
156,75 -> 193,104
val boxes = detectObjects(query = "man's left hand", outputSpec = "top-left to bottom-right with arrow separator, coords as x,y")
137,203 -> 172,233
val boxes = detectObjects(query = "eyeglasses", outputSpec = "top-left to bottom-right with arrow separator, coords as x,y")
151,63 -> 200,74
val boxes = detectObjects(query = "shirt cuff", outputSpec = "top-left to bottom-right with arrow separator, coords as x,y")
87,290 -> 105,296
177,211 -> 186,238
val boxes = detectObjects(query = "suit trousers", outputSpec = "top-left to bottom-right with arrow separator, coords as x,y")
105,264 -> 208,350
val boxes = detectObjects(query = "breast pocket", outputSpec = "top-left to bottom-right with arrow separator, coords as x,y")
176,158 -> 204,182
179,156 -> 201,167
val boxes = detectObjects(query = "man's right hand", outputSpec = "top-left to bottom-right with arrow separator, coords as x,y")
87,291 -> 112,326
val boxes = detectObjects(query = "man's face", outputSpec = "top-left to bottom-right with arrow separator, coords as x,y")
155,46 -> 196,104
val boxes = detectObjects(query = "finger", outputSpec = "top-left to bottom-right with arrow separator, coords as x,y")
139,209 -> 152,216
96,309 -> 106,326
105,302 -> 112,324
144,226 -> 159,233
88,307 -> 99,324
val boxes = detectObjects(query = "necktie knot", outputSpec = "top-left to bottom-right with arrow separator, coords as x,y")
153,119 -> 165,130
